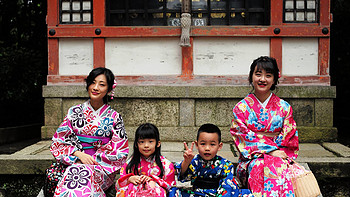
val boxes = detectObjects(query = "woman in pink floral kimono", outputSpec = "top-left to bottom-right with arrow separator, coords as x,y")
50,67 -> 129,197
230,56 -> 299,197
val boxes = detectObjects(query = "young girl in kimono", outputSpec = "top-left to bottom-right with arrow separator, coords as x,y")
230,56 -> 299,197
116,123 -> 176,197
50,67 -> 129,197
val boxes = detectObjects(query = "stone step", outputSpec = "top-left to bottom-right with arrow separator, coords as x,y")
1,140 -> 350,179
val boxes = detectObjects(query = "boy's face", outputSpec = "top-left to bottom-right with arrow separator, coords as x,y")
195,132 -> 223,161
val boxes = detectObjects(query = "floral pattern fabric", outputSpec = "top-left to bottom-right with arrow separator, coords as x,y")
116,155 -> 176,197
169,154 -> 253,197
50,101 -> 129,197
230,93 -> 299,197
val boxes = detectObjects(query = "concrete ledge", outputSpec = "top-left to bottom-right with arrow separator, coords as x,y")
43,85 -> 336,99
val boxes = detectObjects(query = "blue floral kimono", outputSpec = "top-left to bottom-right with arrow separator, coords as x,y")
169,154 -> 253,197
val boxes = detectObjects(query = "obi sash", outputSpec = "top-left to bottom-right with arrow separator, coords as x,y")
76,133 -> 110,156
193,177 -> 221,189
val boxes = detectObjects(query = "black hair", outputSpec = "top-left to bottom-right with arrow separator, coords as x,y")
197,123 -> 221,143
249,56 -> 280,91
126,123 -> 164,178
85,67 -> 115,103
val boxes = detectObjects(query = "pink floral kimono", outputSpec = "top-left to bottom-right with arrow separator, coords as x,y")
50,101 -> 129,197
230,93 -> 299,197
116,155 -> 176,197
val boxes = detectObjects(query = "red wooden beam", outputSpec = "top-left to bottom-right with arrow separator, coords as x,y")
47,0 -> 58,26
47,26 -> 329,38
181,38 -> 193,78
93,0 -> 105,26
48,39 -> 59,75
270,0 -> 283,25
93,38 -> 105,68
319,38 -> 330,75
270,38 -> 283,73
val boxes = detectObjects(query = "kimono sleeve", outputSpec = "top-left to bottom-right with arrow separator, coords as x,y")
93,112 -> 129,175
116,161 -> 134,188
149,157 -> 176,191
175,155 -> 199,183
275,101 -> 299,159
230,102 -> 279,160
50,106 -> 83,165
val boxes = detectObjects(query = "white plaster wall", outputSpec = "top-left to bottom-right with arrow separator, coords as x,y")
59,38 -> 93,75
282,38 -> 318,76
193,38 -> 270,75
105,38 -> 182,75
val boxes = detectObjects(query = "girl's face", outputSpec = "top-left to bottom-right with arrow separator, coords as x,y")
252,66 -> 275,95
137,138 -> 160,158
88,74 -> 109,103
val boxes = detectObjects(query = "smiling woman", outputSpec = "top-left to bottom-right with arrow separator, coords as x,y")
46,67 -> 129,197
230,56 -> 299,197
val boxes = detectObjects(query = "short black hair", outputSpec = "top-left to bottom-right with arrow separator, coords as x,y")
85,67 -> 115,103
249,56 -> 279,91
197,123 -> 221,142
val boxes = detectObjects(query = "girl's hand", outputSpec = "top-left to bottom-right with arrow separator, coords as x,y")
268,150 -> 288,159
128,175 -> 152,185
140,175 -> 151,183
183,142 -> 195,163
73,151 -> 99,165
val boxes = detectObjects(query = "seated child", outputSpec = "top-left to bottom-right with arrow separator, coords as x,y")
116,123 -> 176,197
169,123 -> 253,197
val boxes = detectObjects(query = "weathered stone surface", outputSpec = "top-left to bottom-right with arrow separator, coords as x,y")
43,85 -> 336,99
179,99 -> 195,127
297,126 -> 337,143
315,99 -> 333,127
287,99 -> 314,126
322,143 -> 350,157
112,99 -> 179,127
44,98 -> 62,126
42,85 -> 337,142
196,99 -> 238,127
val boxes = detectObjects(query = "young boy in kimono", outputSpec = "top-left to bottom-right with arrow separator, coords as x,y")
169,123 -> 253,197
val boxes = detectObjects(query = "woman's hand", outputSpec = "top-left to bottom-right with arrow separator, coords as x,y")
128,175 -> 152,185
73,151 -> 98,165
268,150 -> 288,159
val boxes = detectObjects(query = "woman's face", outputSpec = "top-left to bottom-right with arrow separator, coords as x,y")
252,66 -> 275,95
88,74 -> 109,103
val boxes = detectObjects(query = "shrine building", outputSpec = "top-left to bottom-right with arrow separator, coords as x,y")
42,0 -> 336,142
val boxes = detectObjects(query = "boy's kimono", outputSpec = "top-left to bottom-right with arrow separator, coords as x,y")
169,154 -> 253,197
51,101 -> 129,197
116,155 -> 176,197
230,93 -> 299,197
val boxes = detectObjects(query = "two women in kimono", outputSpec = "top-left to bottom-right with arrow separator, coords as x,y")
50,67 -> 129,196
230,56 -> 299,197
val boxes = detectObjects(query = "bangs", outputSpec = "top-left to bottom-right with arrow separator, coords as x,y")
256,62 -> 274,73
137,127 -> 157,140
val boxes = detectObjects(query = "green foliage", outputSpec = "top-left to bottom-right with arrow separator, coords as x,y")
0,0 -> 47,127
0,175 -> 44,197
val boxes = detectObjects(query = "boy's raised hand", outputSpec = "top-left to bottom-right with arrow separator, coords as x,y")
183,141 -> 195,163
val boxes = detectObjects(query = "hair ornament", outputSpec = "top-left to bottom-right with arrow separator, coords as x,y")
110,79 -> 117,100
278,72 -> 281,78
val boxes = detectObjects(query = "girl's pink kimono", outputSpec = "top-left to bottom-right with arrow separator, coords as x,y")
230,93 -> 299,197
50,101 -> 129,197
116,155 -> 176,197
